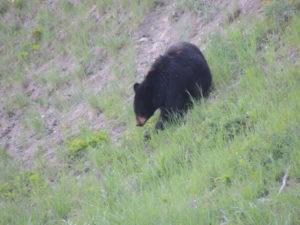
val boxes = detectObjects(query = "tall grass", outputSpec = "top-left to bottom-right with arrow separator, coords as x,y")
0,1 -> 299,225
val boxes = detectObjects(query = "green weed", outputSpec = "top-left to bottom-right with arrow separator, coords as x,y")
32,27 -> 43,43
176,0 -> 219,22
61,0 -> 75,13
35,68 -> 70,89
4,91 -> 28,117
87,93 -> 103,113
66,129 -> 108,157
264,0 -> 297,28
12,0 -> 25,9
0,1 -> 9,14
23,109 -> 45,135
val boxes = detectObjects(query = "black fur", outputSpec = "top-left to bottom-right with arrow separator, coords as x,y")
133,42 -> 212,130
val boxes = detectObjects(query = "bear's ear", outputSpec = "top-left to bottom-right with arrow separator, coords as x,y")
133,83 -> 139,92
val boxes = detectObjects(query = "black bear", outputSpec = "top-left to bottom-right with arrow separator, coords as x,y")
133,42 -> 212,130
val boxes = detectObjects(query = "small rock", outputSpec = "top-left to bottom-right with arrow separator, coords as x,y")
188,199 -> 198,209
57,30 -> 67,41
26,88 -> 35,97
139,37 -> 149,43
0,44 -> 4,53
74,170 -> 81,177
47,128 -> 53,135
154,0 -> 164,7
171,10 -> 184,22
88,4 -> 101,22
52,119 -> 58,126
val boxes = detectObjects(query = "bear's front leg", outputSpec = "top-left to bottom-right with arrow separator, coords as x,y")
155,108 -> 170,130
155,120 -> 164,130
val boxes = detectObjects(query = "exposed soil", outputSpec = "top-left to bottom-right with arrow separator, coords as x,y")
135,0 -> 262,79
0,0 -> 262,168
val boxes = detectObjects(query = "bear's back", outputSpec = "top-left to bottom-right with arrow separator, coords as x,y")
145,42 -> 212,96
163,42 -> 212,97
165,42 -> 202,58
147,42 -> 206,77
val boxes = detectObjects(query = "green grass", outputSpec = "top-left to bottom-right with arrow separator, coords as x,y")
66,129 -> 108,158
4,90 -> 28,117
23,109 -> 46,135
1,0 -> 300,224
176,0 -> 220,22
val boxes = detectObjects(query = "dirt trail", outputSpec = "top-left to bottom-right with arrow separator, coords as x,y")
135,0 -> 262,80
135,1 -> 196,79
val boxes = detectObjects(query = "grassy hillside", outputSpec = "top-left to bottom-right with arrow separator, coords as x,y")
1,0 -> 300,224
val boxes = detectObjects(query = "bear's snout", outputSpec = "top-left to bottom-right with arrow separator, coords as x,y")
136,116 -> 147,126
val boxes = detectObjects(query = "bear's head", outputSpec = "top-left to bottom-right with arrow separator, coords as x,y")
133,82 -> 156,126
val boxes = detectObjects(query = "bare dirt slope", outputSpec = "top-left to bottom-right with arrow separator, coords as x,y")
0,0 -> 262,168
135,0 -> 262,79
